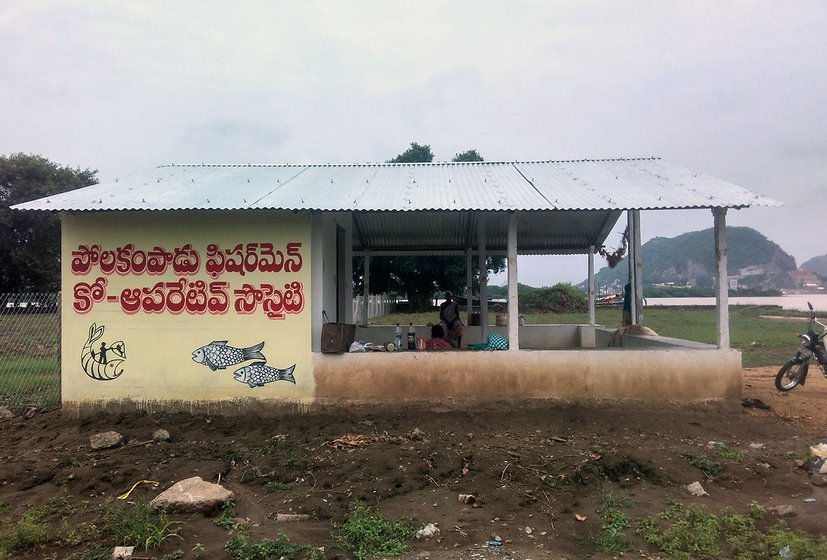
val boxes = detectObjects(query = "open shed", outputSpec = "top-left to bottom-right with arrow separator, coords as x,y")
13,157 -> 778,412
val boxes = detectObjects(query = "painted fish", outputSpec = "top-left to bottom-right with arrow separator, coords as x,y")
191,341 -> 265,371
233,362 -> 296,388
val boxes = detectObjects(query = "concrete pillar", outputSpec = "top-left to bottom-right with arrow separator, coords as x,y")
628,210 -> 643,325
507,212 -> 519,350
466,249 -> 473,322
478,214 -> 488,341
362,252 -> 370,328
588,245 -> 596,326
713,208 -> 730,349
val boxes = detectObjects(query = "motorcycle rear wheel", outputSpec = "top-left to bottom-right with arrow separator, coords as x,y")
775,359 -> 808,392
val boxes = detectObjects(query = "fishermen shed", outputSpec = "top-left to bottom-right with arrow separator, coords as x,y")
13,158 -> 778,413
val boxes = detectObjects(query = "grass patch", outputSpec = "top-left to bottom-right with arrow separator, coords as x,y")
591,490 -> 634,553
711,444 -> 745,462
333,501 -> 417,560
674,450 -> 724,478
264,481 -> 289,494
100,499 -> 183,551
636,499 -> 827,559
225,531 -> 321,560
0,496 -> 91,559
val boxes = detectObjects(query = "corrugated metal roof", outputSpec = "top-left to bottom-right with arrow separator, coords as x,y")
12,158 -> 780,256
11,158 -> 780,213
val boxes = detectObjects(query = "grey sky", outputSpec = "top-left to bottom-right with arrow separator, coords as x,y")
2,1 -> 825,286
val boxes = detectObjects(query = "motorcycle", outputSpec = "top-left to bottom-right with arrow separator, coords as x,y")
775,302 -> 827,392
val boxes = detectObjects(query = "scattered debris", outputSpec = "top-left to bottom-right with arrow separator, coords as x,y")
325,433 -> 398,449
741,398 -> 771,410
803,497 -> 817,503
117,479 -> 159,500
458,493 -> 476,505
574,513 -> 587,521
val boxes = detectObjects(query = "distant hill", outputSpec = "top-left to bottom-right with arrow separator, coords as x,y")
588,227 -> 797,291
801,255 -> 827,278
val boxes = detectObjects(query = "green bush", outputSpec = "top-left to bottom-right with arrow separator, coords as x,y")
519,283 -> 587,313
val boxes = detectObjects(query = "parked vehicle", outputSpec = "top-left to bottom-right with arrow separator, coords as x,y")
775,302 -> 827,391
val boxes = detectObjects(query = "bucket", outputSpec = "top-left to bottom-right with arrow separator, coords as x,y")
495,313 -> 508,326
469,311 -> 481,326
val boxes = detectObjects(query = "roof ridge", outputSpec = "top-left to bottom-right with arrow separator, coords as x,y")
157,157 -> 661,169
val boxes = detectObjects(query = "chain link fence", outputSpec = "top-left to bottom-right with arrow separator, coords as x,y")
0,293 -> 60,411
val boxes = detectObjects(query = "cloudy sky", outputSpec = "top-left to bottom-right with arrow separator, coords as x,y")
2,1 -> 825,286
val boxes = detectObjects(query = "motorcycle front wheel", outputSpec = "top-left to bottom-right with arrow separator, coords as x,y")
775,359 -> 809,392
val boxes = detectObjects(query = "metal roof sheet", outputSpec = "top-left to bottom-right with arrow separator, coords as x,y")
11,158 -> 780,256
12,158 -> 780,213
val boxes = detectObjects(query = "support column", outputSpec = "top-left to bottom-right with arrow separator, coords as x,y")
507,212 -> 519,350
466,249 -> 473,323
478,214 -> 488,341
588,245 -> 596,326
628,210 -> 643,325
362,253 -> 370,328
713,208 -> 730,349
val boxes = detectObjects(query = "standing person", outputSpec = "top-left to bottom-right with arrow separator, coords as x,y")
439,291 -> 464,348
622,283 -> 632,326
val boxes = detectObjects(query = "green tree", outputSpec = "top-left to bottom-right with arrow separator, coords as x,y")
451,149 -> 483,162
0,153 -> 98,292
387,142 -> 434,163
354,144 -> 504,311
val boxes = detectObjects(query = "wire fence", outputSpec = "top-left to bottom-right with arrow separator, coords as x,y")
0,293 -> 60,411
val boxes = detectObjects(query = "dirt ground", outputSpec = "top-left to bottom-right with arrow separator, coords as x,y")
2,366 -> 827,560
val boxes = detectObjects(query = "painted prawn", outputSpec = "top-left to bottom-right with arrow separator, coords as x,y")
81,323 -> 126,381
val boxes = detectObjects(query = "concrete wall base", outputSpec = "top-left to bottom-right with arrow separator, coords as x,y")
62,348 -> 742,415
313,348 -> 742,403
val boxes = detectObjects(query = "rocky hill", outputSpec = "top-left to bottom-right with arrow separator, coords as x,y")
590,227 -> 797,290
801,254 -> 827,278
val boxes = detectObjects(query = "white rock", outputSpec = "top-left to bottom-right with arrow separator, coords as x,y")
810,443 -> 827,459
686,481 -> 709,496
152,429 -> 170,442
416,522 -> 440,540
0,406 -> 14,420
149,476 -> 234,513
90,431 -> 123,450
111,546 -> 134,559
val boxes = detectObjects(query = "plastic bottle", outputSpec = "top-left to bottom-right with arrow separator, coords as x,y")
407,323 -> 416,350
394,323 -> 403,349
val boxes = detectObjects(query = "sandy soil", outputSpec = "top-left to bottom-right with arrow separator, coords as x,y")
2,367 -> 827,559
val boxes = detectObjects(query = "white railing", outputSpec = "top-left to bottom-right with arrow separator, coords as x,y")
353,294 -> 398,323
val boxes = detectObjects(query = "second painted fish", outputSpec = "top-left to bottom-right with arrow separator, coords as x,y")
233,362 -> 296,387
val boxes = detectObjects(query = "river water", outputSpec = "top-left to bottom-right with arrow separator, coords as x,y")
646,293 -> 827,312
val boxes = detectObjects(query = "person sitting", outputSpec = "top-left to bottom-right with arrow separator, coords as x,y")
438,291 -> 464,348
425,324 -> 453,350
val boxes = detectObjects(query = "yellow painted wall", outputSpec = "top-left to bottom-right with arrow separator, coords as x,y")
61,211 -> 312,404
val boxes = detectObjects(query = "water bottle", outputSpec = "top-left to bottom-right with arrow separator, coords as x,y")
394,323 -> 403,349
407,323 -> 416,350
